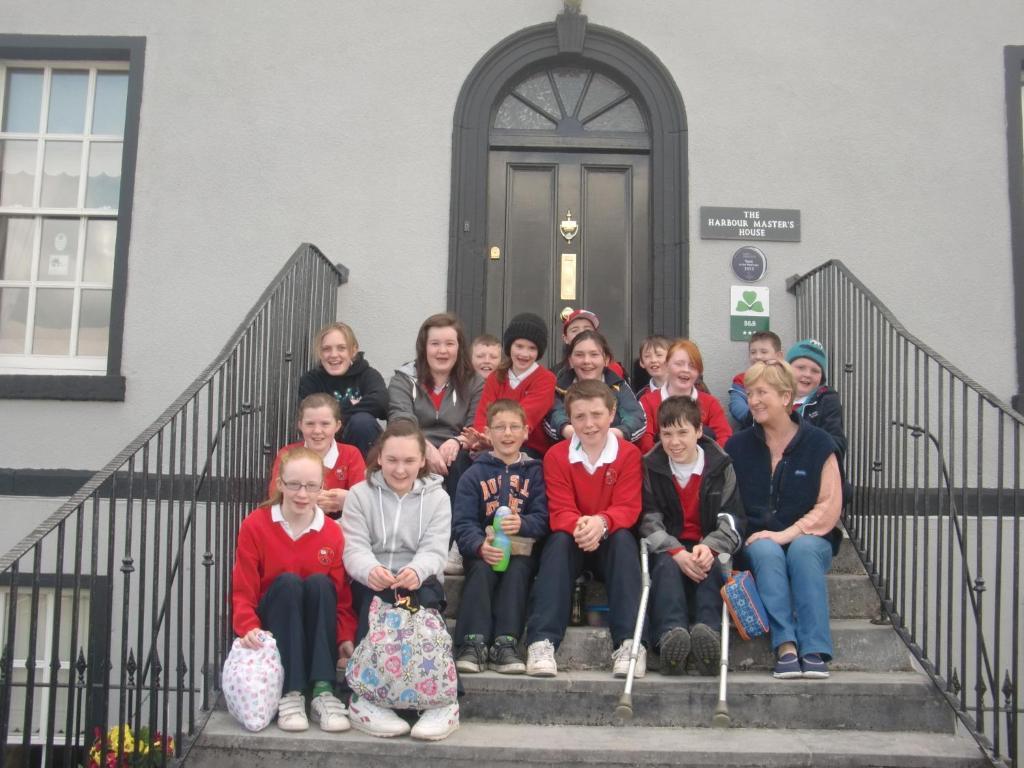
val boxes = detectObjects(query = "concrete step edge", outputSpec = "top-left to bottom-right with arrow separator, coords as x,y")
194,711 -> 985,768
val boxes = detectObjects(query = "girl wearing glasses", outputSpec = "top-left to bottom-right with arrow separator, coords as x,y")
231,446 -> 357,733
268,394 -> 366,519
341,420 -> 458,740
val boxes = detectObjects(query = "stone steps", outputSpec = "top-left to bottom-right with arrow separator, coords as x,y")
442,570 -> 881,622
491,619 -> 910,673
192,711 -> 987,768
187,538 -> 987,767
457,670 -> 952,732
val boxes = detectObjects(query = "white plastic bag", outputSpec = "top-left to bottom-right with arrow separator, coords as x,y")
222,633 -> 285,731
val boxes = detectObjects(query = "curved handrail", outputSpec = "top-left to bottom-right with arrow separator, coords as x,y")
788,258 -> 1023,423
791,258 -> 1022,767
0,243 -> 346,573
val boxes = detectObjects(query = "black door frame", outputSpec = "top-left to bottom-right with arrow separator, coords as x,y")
448,13 -> 689,340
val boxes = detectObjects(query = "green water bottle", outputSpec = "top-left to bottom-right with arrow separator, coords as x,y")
491,505 -> 512,572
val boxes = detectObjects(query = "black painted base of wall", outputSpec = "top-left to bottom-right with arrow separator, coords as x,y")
0,374 -> 125,400
0,468 -> 96,496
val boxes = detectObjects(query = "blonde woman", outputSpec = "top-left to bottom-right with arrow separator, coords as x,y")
724,361 -> 843,680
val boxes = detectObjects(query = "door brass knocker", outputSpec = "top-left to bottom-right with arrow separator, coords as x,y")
559,210 -> 579,243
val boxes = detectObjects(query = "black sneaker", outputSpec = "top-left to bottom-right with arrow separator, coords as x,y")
657,627 -> 690,675
455,635 -> 488,673
689,623 -> 722,676
488,636 -> 525,674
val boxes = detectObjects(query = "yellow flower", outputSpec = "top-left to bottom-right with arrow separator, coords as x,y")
107,725 -> 135,753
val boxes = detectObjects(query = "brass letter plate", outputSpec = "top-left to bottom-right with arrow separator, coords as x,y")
560,253 -> 577,300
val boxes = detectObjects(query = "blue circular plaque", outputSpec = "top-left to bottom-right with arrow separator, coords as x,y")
732,246 -> 767,282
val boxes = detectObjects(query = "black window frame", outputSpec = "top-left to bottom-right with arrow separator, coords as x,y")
1007,46 -> 1024,412
0,34 -> 145,401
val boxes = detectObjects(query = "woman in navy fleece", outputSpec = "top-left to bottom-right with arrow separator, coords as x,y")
725,360 -> 843,680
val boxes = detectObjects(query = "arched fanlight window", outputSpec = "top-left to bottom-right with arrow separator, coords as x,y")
492,66 -> 647,136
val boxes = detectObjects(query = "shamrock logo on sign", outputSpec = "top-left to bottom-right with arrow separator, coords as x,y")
735,290 -> 765,313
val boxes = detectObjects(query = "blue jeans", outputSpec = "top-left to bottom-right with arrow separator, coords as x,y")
742,535 -> 833,659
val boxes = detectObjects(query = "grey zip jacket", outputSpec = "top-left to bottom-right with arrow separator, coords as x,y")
387,361 -> 484,446
341,470 -> 451,587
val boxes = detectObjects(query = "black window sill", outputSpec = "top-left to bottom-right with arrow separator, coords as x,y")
0,374 -> 125,401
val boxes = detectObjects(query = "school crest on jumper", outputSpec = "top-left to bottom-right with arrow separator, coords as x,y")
604,468 -> 618,486
318,547 -> 335,566
335,466 -> 347,483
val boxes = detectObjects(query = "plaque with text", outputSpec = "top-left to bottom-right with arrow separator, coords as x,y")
701,206 -> 800,242
731,246 -> 767,282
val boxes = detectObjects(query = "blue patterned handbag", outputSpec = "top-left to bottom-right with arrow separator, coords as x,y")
345,595 -> 458,710
720,569 -> 770,640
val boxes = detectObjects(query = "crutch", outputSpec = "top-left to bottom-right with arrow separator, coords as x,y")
713,552 -> 732,728
615,538 -> 651,721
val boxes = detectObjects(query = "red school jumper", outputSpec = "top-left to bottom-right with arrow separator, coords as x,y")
231,506 -> 358,643
543,436 -> 643,534
637,388 -> 732,453
268,441 -> 366,497
472,366 -> 557,456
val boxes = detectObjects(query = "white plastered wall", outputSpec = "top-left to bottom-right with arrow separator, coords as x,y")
0,0 -> 1020,474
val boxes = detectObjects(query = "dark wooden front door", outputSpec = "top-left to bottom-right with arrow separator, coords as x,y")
485,150 -> 650,369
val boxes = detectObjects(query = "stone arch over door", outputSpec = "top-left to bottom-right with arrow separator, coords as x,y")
448,12 -> 688,340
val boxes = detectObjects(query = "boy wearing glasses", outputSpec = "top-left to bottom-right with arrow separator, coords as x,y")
451,400 -> 549,674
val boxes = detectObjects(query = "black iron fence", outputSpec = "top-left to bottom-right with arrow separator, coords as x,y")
0,243 -> 347,768
789,259 -> 1023,767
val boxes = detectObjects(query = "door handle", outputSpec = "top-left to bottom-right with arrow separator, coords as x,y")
560,306 -> 574,322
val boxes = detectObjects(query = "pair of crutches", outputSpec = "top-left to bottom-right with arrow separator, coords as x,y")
615,542 -> 733,727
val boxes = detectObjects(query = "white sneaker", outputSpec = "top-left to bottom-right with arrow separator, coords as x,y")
526,639 -> 557,677
612,639 -> 647,679
445,542 -> 464,575
276,691 -> 308,731
310,691 -> 350,732
348,695 -> 411,738
410,703 -> 460,741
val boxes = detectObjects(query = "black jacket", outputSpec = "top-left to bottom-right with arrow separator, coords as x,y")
298,352 -> 388,420
639,436 -> 745,556
796,385 -> 847,463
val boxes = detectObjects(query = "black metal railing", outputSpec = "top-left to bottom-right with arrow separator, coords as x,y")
789,259 -> 1022,767
0,243 -> 347,768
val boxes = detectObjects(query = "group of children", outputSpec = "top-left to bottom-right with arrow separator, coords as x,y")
230,311 -> 848,741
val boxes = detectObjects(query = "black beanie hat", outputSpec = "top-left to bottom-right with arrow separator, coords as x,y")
503,313 -> 548,360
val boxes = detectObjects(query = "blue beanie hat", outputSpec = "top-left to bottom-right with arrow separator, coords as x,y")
786,338 -> 828,383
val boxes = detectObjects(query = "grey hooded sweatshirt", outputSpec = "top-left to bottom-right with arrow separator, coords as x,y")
341,470 -> 451,587
387,361 -> 484,447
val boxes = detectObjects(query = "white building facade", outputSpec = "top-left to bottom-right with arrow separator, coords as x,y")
1,0 -> 1022,500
